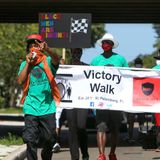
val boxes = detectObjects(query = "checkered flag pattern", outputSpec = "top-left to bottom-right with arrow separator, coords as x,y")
71,18 -> 88,33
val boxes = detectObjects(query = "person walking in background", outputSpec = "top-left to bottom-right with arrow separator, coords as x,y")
91,33 -> 128,160
66,82 -> 72,99
126,57 -> 146,143
52,57 -> 67,153
133,58 -> 146,134
17,34 -> 61,160
152,52 -> 160,152
66,48 -> 89,160
60,57 -> 65,65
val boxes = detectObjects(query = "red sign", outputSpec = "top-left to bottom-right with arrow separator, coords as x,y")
133,77 -> 160,106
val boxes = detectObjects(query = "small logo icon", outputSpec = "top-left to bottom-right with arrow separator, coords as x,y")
98,102 -> 104,107
142,82 -> 154,96
90,102 -> 94,107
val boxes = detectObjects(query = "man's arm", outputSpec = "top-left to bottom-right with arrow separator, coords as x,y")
46,47 -> 60,66
35,40 -> 60,66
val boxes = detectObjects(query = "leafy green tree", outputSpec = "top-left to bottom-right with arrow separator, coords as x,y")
153,24 -> 160,49
91,23 -> 105,47
129,24 -> 160,68
129,53 -> 156,68
0,23 -> 38,107
128,24 -> 160,68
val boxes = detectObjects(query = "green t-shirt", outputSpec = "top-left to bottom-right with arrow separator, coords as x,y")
153,65 -> 160,69
91,53 -> 128,67
18,56 -> 58,116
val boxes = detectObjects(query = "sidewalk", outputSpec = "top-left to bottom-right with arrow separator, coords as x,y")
0,144 -> 26,160
39,147 -> 160,160
0,114 -> 25,160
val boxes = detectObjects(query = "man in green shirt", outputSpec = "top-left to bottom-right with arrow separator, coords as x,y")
17,34 -> 60,160
91,33 -> 128,160
153,52 -> 160,152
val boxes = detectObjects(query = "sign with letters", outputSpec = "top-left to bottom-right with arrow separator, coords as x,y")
56,65 -> 160,113
39,13 -> 91,48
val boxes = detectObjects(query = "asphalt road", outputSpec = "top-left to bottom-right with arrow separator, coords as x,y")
35,129 -> 160,160
0,120 -> 158,160
20,124 -> 160,160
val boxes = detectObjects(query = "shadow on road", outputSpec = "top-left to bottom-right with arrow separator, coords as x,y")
0,124 -> 145,149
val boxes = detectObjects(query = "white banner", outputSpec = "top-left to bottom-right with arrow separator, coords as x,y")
56,65 -> 160,113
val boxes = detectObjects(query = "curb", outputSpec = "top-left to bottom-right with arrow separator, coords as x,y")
0,114 -> 24,121
3,144 -> 26,160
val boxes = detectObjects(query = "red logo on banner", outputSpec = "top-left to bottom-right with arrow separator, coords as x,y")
133,78 -> 160,106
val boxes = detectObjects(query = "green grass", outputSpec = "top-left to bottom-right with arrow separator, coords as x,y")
0,108 -> 24,145
0,107 -> 23,114
0,133 -> 23,146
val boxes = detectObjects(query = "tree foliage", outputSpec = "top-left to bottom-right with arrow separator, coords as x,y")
0,23 -> 38,107
129,24 -> 160,68
128,52 -> 156,68
91,23 -> 105,47
153,24 -> 160,49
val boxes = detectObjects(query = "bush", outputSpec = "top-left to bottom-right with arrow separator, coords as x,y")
0,133 -> 23,146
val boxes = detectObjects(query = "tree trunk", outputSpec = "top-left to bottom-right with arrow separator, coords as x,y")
9,86 -> 16,107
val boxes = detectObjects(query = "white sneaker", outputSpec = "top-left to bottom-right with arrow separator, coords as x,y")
138,125 -> 146,134
52,143 -> 61,153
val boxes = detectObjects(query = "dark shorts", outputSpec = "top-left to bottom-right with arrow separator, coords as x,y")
96,110 -> 123,133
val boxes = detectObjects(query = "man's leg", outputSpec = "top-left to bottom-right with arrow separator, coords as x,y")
22,115 -> 39,160
137,113 -> 145,133
128,113 -> 135,140
39,113 -> 56,160
97,131 -> 106,154
77,109 -> 89,159
66,109 -> 79,160
156,126 -> 160,152
109,111 -> 122,160
52,108 -> 63,153
96,110 -> 109,160
110,130 -> 118,154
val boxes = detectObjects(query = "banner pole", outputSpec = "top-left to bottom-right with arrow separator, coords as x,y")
69,17 -> 73,43
62,48 -> 66,60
